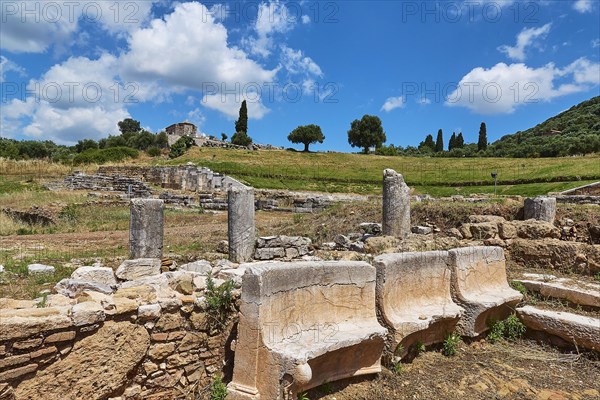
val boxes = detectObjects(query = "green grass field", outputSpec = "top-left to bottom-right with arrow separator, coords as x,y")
158,148 -> 600,195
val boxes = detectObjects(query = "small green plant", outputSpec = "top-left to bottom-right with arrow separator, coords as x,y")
504,314 -> 526,340
394,343 -> 405,356
36,292 -> 49,308
594,272 -> 600,282
392,361 -> 405,375
511,280 -> 528,295
487,314 -> 526,343
442,332 -> 461,356
205,273 -> 236,325
59,203 -> 80,223
210,375 -> 227,400
415,340 -> 426,355
318,381 -> 334,394
487,319 -> 505,343
297,392 -> 309,400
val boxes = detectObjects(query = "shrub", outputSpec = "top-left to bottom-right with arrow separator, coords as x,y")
487,314 -> 526,343
231,131 -> 252,147
168,136 -> 194,159
210,376 -> 227,400
205,273 -> 236,326
73,147 -> 138,165
146,146 -> 161,157
442,332 -> 461,356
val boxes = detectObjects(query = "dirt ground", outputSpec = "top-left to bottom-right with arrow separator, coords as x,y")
306,340 -> 599,400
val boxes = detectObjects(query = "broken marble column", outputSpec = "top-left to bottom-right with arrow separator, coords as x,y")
382,169 -> 411,238
524,196 -> 556,223
228,185 -> 256,263
129,199 -> 164,258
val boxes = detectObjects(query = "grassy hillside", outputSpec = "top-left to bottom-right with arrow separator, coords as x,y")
490,96 -> 600,157
158,148 -> 600,196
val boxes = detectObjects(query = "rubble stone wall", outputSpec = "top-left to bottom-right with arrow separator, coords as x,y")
0,289 -> 236,400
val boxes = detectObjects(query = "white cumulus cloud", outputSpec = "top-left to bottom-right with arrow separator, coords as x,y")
498,24 -> 552,61
381,96 -> 406,112
446,59 -> 600,114
573,0 -> 593,13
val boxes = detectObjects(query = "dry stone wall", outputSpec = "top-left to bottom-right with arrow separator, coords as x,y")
0,267 -> 237,400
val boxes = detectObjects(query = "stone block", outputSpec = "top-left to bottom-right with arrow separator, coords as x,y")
116,258 -> 161,281
129,199 -> 164,258
448,246 -> 523,337
228,186 -> 256,263
382,169 -> 411,238
374,251 -> 463,354
227,261 -> 387,399
71,266 -> 117,286
524,196 -> 557,223
517,306 -> 599,351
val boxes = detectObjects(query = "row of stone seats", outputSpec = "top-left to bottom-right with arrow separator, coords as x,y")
227,246 -> 522,399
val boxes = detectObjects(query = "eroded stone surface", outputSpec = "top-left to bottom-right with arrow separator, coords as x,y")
374,251 -> 463,354
382,169 -> 410,238
116,258 -> 161,281
517,306 -> 600,351
514,275 -> 600,308
129,199 -> 164,259
524,196 -> 556,223
228,186 -> 255,263
71,266 -> 117,286
13,321 -> 150,399
227,261 -> 387,399
448,246 -> 523,337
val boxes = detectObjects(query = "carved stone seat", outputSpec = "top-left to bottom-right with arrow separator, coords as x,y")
227,261 -> 387,399
448,246 -> 523,337
374,251 -> 463,354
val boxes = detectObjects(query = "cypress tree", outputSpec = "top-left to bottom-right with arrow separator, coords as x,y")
235,100 -> 248,134
435,129 -> 444,152
457,132 -> 465,148
478,122 -> 487,151
449,132 -> 457,150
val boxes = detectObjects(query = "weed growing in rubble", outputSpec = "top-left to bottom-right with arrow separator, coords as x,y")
510,281 -> 528,295
594,272 -> 600,282
487,314 -> 526,343
297,392 -> 309,400
210,375 -> 227,400
205,273 -> 236,326
442,333 -> 461,356
415,341 -> 426,355
392,361 -> 405,375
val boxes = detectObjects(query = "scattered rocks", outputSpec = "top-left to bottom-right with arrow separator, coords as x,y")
71,266 -> 117,286
254,235 -> 312,260
411,226 -> 432,235
115,258 -> 161,281
27,264 -> 55,275
55,279 -> 114,298
179,260 -> 212,274
71,302 -> 106,326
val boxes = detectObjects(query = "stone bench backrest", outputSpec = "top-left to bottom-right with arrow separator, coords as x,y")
375,251 -> 453,321
242,261 -> 378,345
448,246 -> 508,299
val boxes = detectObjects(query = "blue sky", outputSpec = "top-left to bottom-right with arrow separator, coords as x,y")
1,0 -> 599,151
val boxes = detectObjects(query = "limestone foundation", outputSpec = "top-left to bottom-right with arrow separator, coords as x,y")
228,186 -> 256,263
129,199 -> 164,259
382,169 -> 411,238
524,196 -> 557,223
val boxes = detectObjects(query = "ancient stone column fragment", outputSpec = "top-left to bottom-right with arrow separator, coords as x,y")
524,196 -> 557,223
228,185 -> 255,263
382,169 -> 411,238
129,199 -> 164,258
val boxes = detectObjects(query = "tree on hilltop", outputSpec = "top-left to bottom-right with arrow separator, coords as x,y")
347,115 -> 386,154
288,124 -> 325,152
